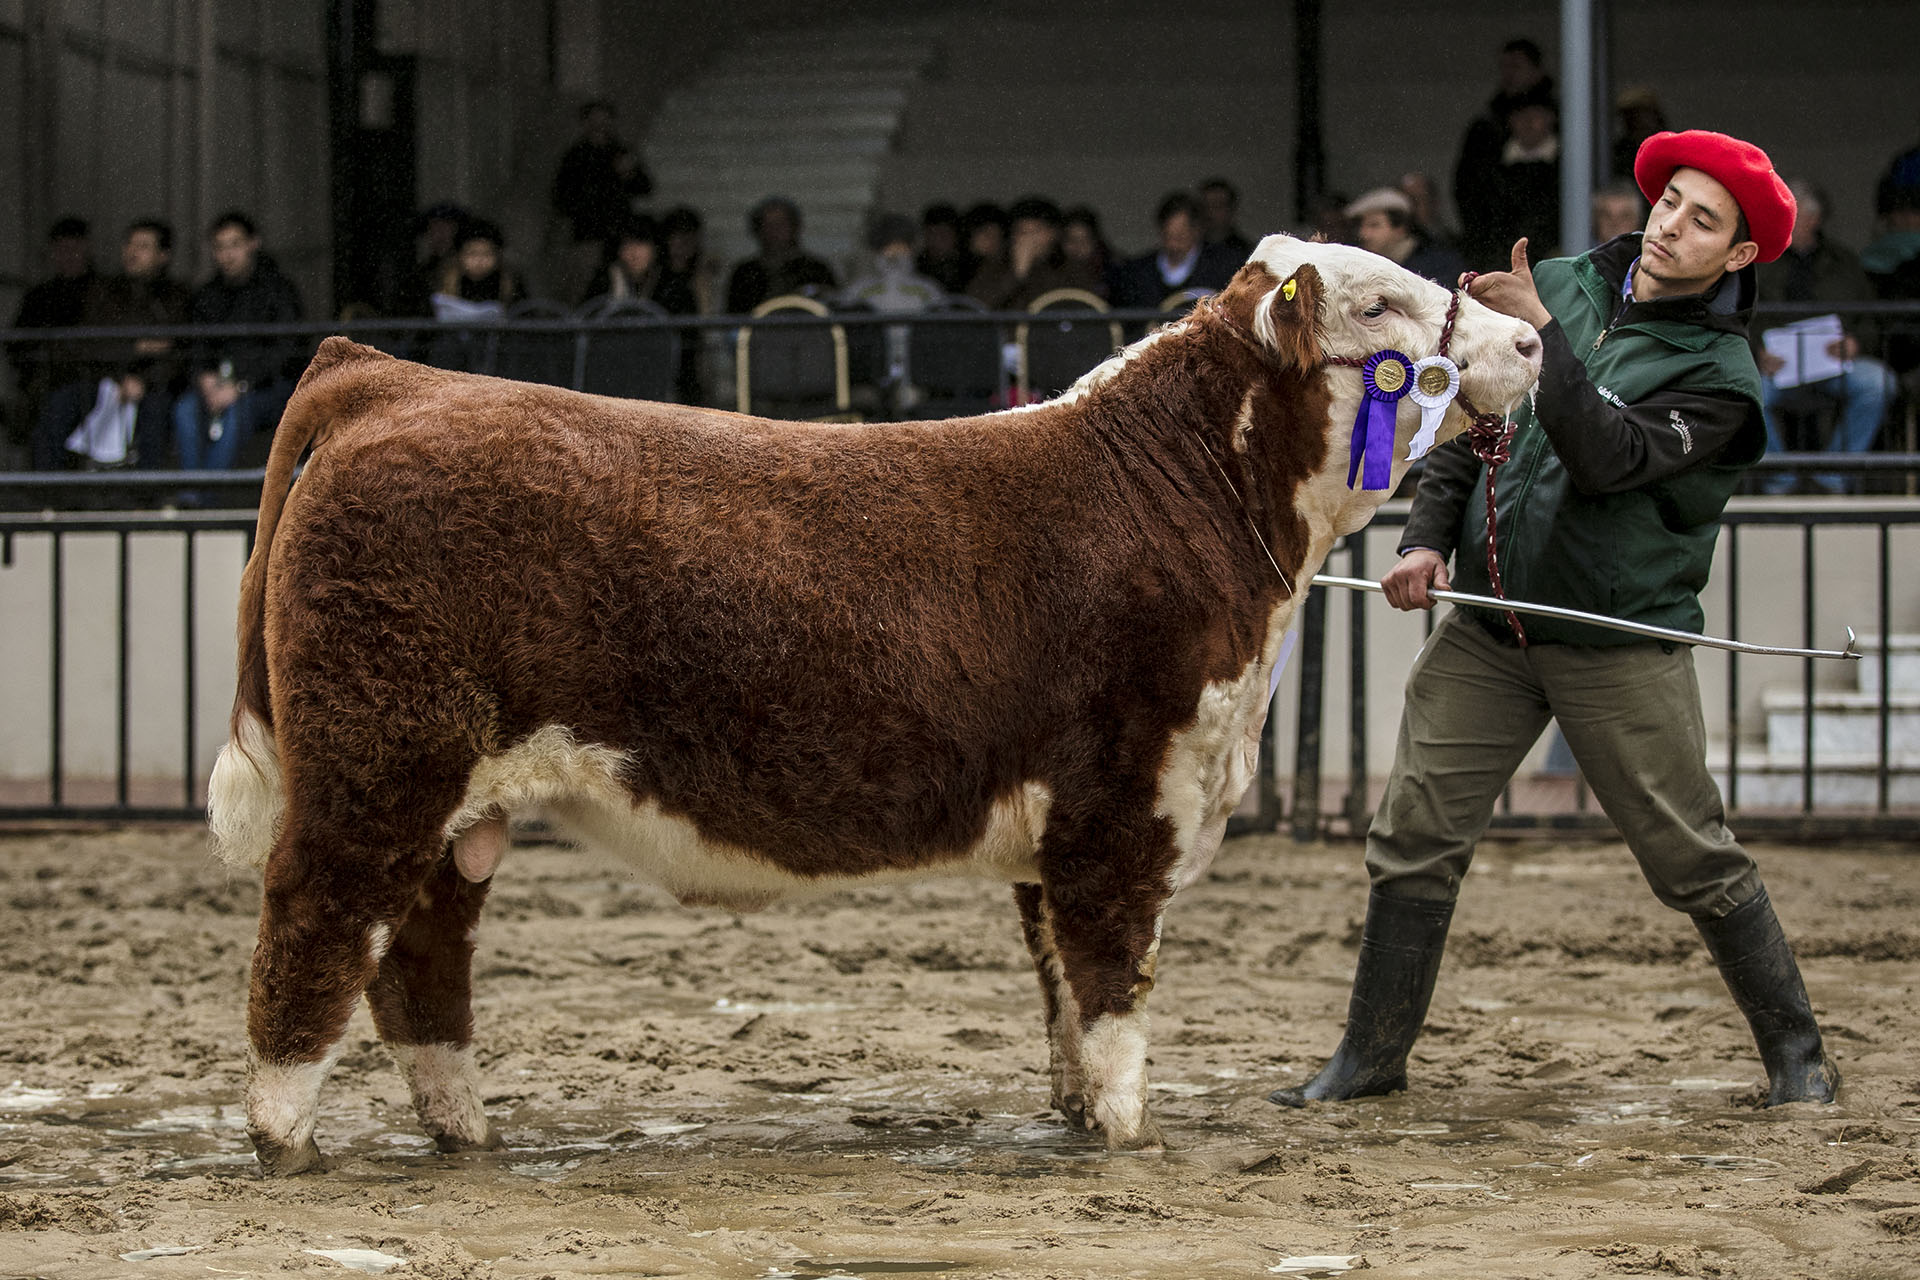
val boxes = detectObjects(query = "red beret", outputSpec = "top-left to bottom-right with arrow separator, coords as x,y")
1634,130 -> 1796,263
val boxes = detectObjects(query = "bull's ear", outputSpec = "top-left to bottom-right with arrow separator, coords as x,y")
1252,263 -> 1323,369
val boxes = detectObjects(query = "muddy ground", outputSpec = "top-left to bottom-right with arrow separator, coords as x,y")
0,826 -> 1915,1279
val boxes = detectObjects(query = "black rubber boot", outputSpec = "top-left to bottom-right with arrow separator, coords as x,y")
1694,885 -> 1840,1105
1270,887 -> 1454,1107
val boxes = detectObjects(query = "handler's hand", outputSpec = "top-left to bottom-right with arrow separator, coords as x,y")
1461,239 -> 1553,331
1382,548 -> 1451,611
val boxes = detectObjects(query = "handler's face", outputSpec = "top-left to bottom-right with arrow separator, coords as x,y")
1638,167 -> 1757,292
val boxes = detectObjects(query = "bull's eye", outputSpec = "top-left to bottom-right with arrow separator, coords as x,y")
1362,300 -> 1389,319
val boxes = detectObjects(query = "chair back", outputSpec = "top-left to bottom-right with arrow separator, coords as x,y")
737,294 -> 851,418
577,296 -> 681,402
1018,288 -> 1124,401
907,295 -> 1004,416
495,298 -> 578,388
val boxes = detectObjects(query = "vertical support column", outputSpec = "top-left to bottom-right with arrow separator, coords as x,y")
1291,0 -> 1325,223
1559,0 -> 1596,252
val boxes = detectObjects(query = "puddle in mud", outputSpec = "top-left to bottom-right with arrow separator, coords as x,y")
769,1263 -> 970,1278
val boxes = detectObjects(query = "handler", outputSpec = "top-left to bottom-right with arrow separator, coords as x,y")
1273,130 -> 1840,1109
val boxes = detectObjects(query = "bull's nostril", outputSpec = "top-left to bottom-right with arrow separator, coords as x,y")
1516,332 -> 1543,362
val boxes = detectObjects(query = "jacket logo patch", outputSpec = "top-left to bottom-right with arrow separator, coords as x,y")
1669,410 -> 1694,453
1594,384 -> 1627,408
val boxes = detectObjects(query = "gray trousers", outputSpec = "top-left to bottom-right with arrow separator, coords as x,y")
1366,610 -> 1761,917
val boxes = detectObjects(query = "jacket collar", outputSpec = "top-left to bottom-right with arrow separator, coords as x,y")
1583,231 -> 1754,340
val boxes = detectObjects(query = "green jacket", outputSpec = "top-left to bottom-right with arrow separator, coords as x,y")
1402,233 -> 1767,645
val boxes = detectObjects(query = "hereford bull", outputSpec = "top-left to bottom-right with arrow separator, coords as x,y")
210,236 -> 1541,1173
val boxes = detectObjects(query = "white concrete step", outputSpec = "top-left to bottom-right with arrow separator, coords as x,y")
1761,688 -> 1920,758
1851,634 -> 1920,697
1710,751 -> 1920,809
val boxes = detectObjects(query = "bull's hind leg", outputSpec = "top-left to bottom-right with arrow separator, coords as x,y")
364,847 -> 501,1153
1037,826 -> 1174,1151
245,822 -> 446,1175
1013,883 -> 1088,1127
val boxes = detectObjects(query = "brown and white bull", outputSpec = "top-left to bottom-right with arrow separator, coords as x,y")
210,237 -> 1541,1173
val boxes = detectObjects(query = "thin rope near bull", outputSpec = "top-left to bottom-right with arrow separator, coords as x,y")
1322,270 -> 1529,645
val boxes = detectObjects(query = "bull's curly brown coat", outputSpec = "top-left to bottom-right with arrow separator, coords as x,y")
214,241 -> 1542,1172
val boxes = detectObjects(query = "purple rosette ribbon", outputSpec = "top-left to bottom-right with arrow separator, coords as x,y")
1347,348 -> 1412,491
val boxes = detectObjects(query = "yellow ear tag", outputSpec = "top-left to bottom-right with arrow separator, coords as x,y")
1282,277 -> 1297,302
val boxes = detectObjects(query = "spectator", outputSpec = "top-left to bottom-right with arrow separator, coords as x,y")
1303,189 -> 1353,244
404,201 -> 466,316
172,211 -> 304,470
1061,205 -> 1114,298
1862,191 -> 1920,380
1610,85 -> 1669,180
1345,187 -> 1467,285
915,202 -> 972,294
1753,180 -> 1897,493
32,219 -> 189,470
1398,171 -> 1460,253
581,215 -> 663,306
655,206 -> 714,316
958,202 -> 1011,303
724,196 -> 837,314
432,217 -> 524,315
1872,117 -> 1920,219
1591,180 -> 1646,246
840,212 -> 946,399
1198,177 -> 1254,263
1108,191 -> 1240,309
1479,81 -> 1562,265
551,100 -> 652,301
1454,37 -> 1554,268
7,216 -> 97,441
969,196 -> 1074,309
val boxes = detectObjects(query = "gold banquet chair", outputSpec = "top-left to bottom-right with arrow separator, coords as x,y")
735,294 -> 854,420
1016,288 -> 1125,402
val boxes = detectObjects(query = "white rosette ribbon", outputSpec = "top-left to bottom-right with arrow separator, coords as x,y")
1404,354 -> 1460,462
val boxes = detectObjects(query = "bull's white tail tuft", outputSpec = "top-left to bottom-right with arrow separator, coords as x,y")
209,710 -> 284,869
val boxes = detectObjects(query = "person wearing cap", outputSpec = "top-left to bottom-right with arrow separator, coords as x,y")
1272,130 -> 1840,1112
1346,186 -> 1467,286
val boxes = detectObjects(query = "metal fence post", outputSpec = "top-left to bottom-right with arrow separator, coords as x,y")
1290,584 -> 1328,842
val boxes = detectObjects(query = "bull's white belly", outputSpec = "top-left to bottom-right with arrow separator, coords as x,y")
443,725 -> 1053,909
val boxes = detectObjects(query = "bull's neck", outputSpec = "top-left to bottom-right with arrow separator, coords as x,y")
1079,319 -> 1326,590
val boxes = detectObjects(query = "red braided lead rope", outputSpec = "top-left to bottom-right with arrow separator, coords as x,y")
1452,271 -> 1528,646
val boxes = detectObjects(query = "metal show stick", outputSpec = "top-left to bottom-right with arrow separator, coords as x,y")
1310,575 -> 1861,661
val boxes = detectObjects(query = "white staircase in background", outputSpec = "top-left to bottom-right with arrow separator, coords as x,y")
644,20 -> 949,280
1712,634 -> 1920,808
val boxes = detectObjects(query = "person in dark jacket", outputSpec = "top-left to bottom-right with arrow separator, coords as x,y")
1107,191 -> 1241,309
1272,131 -> 1840,1113
32,219 -> 190,469
723,196 -> 837,314
7,215 -> 96,446
172,211 -> 305,470
551,100 -> 652,300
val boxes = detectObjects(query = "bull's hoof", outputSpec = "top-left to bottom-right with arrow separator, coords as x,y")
1055,1090 -> 1089,1130
250,1131 -> 325,1177
1101,1111 -> 1167,1153
429,1124 -> 506,1154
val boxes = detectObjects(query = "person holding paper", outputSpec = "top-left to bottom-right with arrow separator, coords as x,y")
1753,180 -> 1898,493
1271,131 -> 1841,1113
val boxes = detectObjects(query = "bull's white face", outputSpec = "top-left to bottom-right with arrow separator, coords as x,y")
1245,235 -> 1543,537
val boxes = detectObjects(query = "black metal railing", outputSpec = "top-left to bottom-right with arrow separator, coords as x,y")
1279,500 -> 1920,841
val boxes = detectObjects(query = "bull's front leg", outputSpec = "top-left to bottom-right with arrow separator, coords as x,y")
1034,833 -> 1172,1152
364,844 -> 502,1154
1013,883 -> 1087,1127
